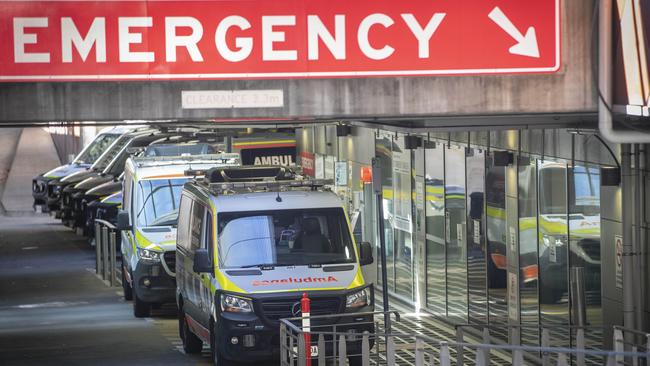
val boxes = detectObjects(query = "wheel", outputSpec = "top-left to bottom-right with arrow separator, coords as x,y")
179,307 -> 203,354
211,323 -> 232,365
122,263 -> 132,301
348,356 -> 363,366
133,291 -> 151,318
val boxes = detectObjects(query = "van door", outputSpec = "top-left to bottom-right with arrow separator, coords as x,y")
185,201 -> 206,321
196,211 -> 214,328
176,194 -> 193,306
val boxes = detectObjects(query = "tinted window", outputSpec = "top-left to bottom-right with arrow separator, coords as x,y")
177,195 -> 192,251
75,134 -> 120,164
190,203 -> 205,251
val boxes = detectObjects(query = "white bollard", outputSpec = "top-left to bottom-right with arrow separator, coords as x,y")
542,328 -> 551,366
556,353 -> 568,366
512,349 -> 524,366
440,342 -> 451,366
576,328 -> 585,366
338,335 -> 347,366
386,335 -> 395,366
415,338 -> 424,366
613,329 -> 624,365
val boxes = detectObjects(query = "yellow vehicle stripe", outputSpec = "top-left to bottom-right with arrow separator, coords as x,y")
233,140 -> 296,147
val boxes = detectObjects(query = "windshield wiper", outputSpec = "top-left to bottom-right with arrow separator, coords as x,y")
240,263 -> 276,269
307,260 -> 353,267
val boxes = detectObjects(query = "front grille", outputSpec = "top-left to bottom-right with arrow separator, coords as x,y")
260,297 -> 341,322
163,251 -> 176,274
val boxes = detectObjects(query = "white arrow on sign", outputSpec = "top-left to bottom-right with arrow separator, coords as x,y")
488,6 -> 540,58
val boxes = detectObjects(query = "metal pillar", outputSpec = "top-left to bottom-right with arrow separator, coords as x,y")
634,144 -> 645,333
109,230 -> 117,287
102,227 -> 109,281
622,144 -> 636,334
372,157 -> 391,330
95,222 -> 102,275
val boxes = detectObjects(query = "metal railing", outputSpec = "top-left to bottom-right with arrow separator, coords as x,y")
94,219 -> 120,287
281,312 -> 650,366
613,326 -> 650,365
280,311 -> 400,366
454,323 -> 607,366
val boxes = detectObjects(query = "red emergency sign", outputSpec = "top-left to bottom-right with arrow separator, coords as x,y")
0,0 -> 561,81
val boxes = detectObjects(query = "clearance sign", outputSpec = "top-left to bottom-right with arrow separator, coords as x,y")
0,0 -> 560,81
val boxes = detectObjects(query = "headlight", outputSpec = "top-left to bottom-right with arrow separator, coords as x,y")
346,287 -> 371,308
220,294 -> 253,313
137,248 -> 161,262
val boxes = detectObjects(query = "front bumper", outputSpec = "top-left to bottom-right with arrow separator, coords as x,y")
132,259 -> 176,304
214,287 -> 375,362
32,176 -> 51,205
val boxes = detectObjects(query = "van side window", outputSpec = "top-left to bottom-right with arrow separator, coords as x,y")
177,195 -> 192,251
190,202 -> 205,251
204,212 -> 214,261
123,174 -> 132,213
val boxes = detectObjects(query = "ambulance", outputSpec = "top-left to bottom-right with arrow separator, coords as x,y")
175,166 -> 374,365
117,149 -> 239,317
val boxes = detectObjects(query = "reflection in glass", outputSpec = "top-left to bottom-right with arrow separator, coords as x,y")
467,150 -> 487,323
445,147 -> 467,321
393,137 -> 413,300
375,136 -> 395,293
569,164 -> 602,351
538,160 -> 570,348
486,160 -> 508,337
425,143 -> 446,315
518,160 -> 539,346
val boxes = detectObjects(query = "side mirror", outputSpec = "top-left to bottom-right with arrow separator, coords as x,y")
116,210 -> 132,231
193,248 -> 213,273
359,241 -> 374,266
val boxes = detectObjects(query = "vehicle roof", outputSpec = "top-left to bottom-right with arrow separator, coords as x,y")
208,190 -> 343,213
98,125 -> 146,135
127,157 -> 239,181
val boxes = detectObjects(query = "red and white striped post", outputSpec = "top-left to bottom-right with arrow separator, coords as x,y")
301,292 -> 311,366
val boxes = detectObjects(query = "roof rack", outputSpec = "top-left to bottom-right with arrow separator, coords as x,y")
207,178 -> 334,196
191,165 -> 332,195
134,153 -> 240,168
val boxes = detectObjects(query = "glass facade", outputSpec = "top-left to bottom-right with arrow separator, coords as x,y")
372,134 -> 603,349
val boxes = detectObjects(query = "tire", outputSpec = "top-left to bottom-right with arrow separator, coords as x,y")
122,263 -> 133,301
179,307 -> 203,354
211,322 -> 231,366
133,291 -> 151,318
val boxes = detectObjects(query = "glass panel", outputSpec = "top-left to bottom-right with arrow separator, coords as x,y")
538,160 -> 570,347
375,135 -> 395,293
425,143 -> 446,315
467,150 -> 487,323
445,147 -> 467,321
518,159 -> 539,346
568,164 -> 602,352
486,160 -> 508,340
393,137 -> 413,300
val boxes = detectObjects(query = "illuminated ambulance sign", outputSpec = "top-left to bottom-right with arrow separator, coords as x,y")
0,0 -> 560,81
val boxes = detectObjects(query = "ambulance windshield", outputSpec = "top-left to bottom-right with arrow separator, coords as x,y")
136,178 -> 188,227
217,208 -> 356,268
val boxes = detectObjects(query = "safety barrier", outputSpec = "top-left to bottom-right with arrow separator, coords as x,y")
613,326 -> 650,366
454,323 -> 605,366
281,312 -> 650,366
279,310 -> 400,366
94,219 -> 120,287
